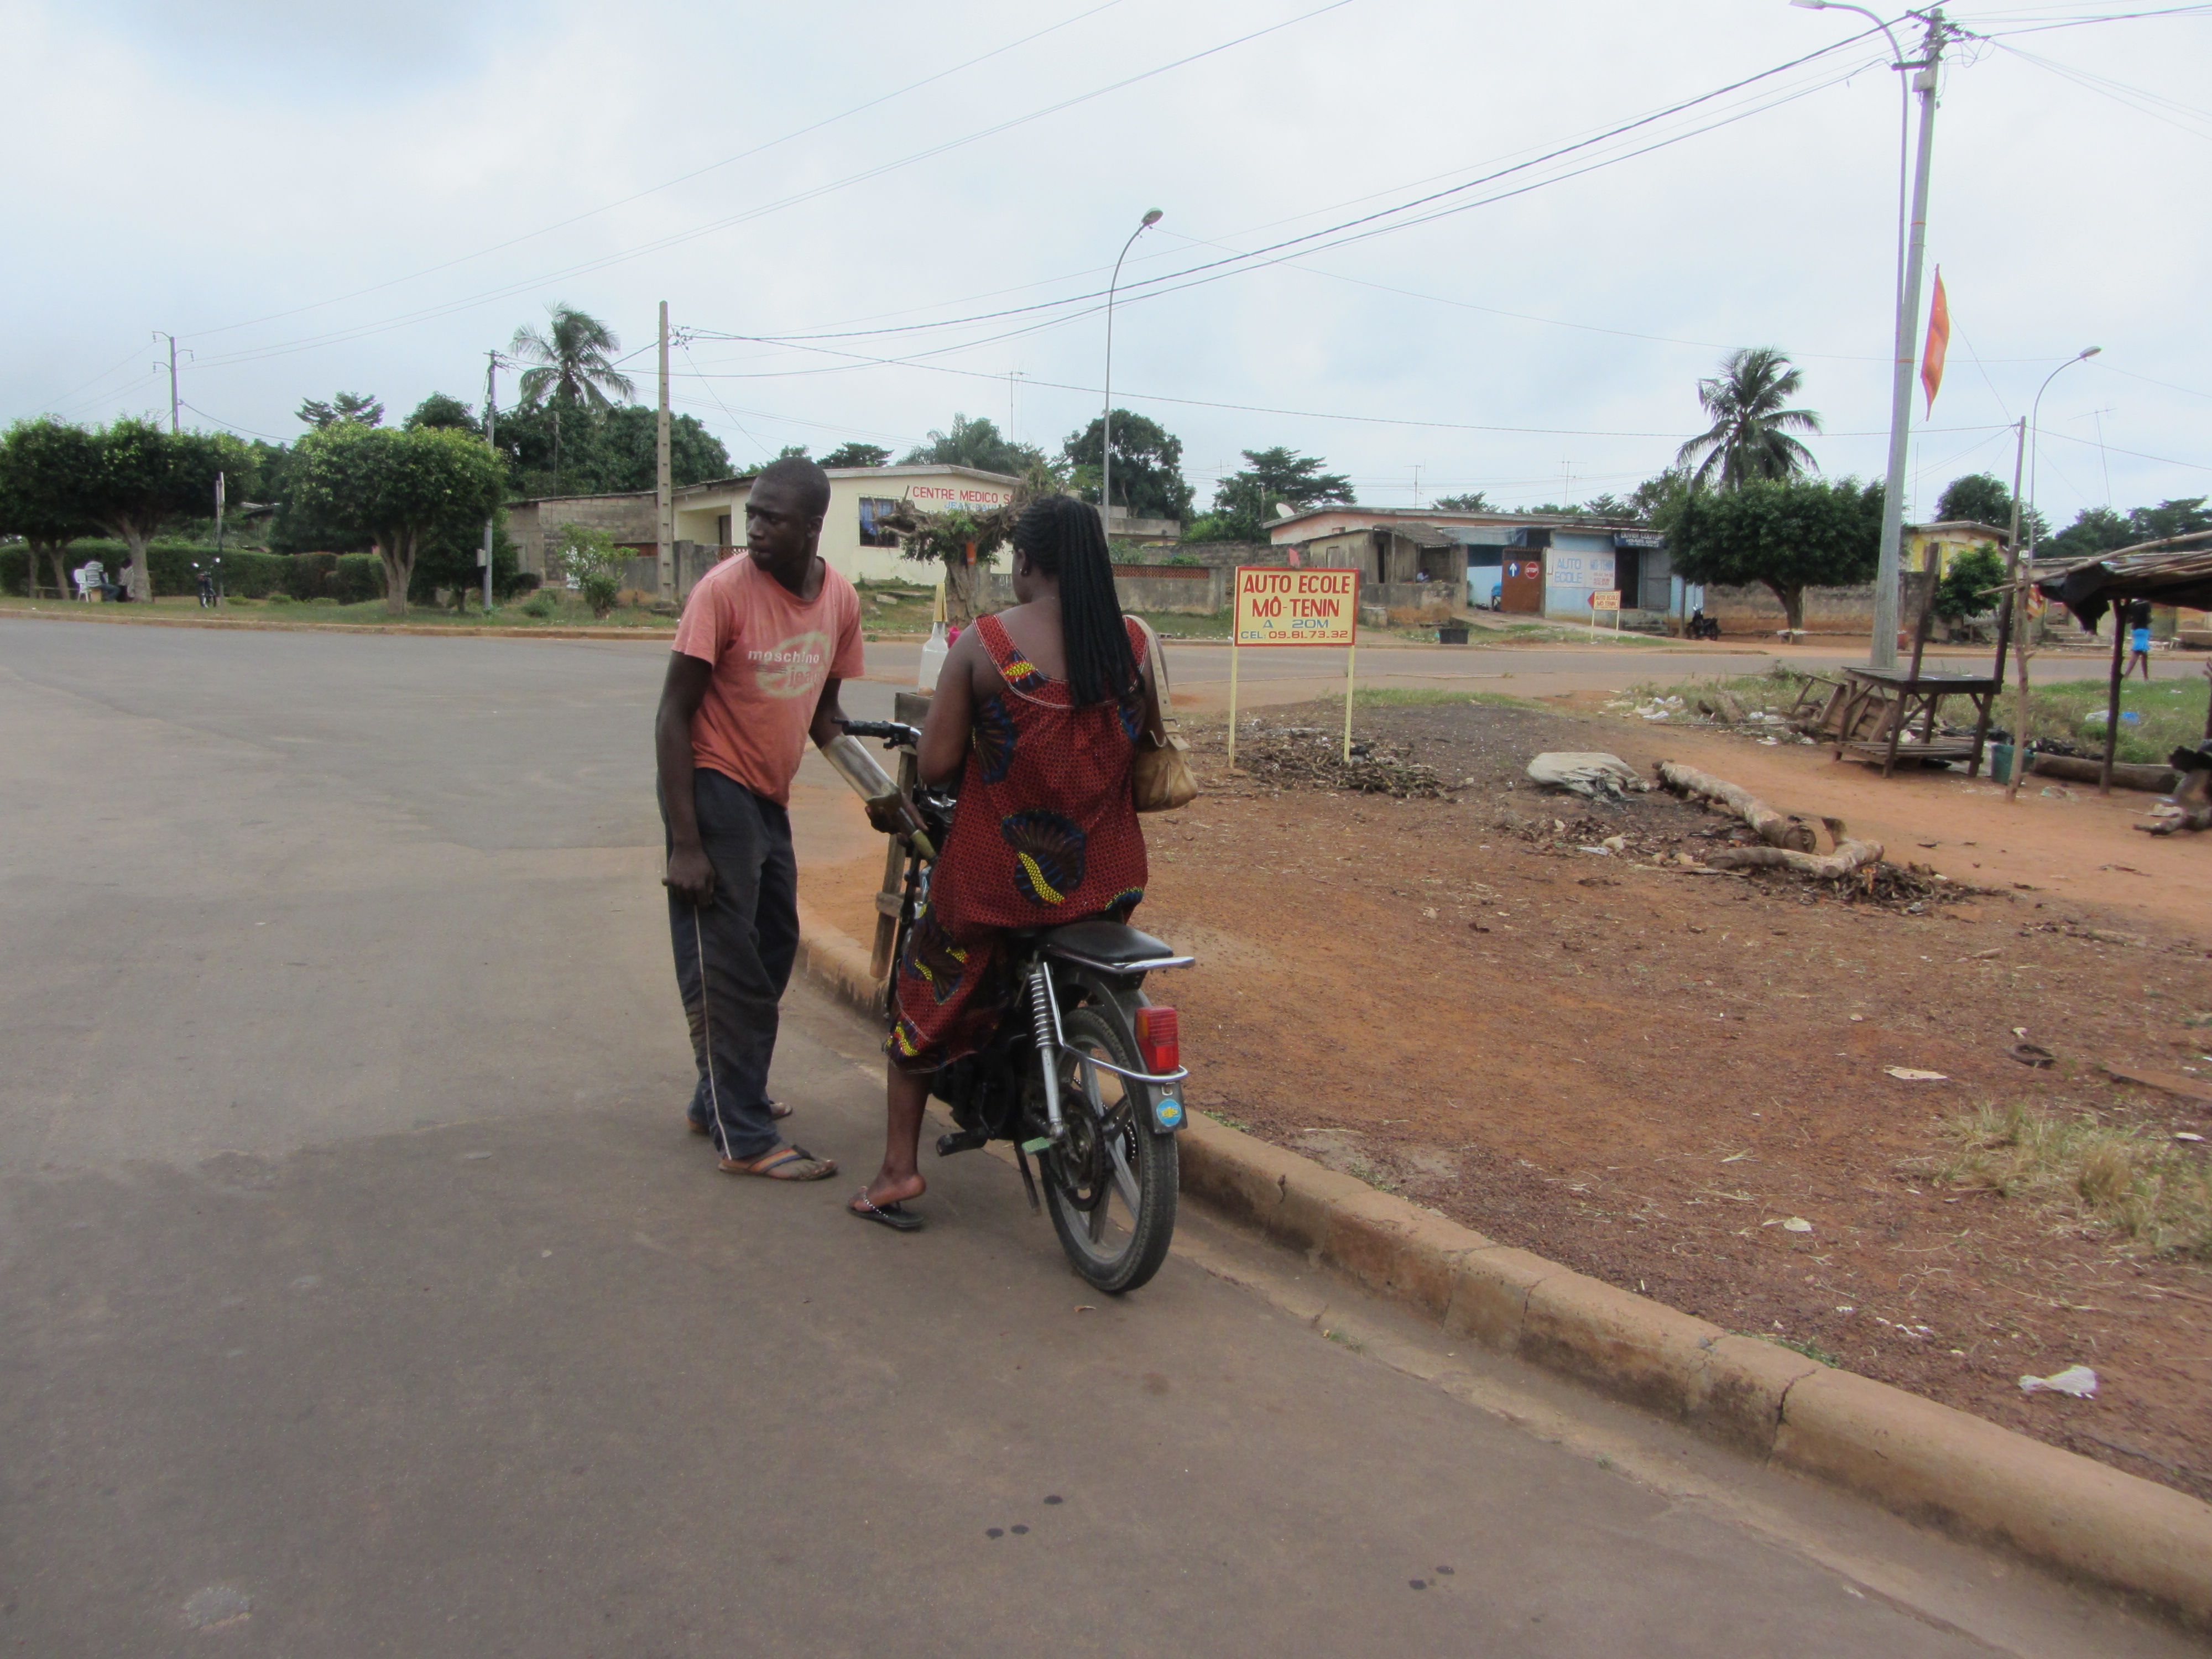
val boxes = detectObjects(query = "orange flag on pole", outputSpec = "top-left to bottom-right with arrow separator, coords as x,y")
1920,267 -> 1950,415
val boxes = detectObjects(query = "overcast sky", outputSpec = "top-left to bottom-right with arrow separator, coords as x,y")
7,0 -> 2206,526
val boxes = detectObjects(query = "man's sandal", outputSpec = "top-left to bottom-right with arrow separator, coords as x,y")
719,1144 -> 837,1181
849,1191 -> 925,1232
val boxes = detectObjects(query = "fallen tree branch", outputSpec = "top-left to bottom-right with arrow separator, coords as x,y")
1702,839 -> 1884,877
1655,760 -> 1818,852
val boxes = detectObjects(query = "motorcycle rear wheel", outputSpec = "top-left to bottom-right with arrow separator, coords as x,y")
1041,1002 -> 1178,1295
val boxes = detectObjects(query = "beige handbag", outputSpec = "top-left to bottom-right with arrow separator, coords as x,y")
1128,616 -> 1198,813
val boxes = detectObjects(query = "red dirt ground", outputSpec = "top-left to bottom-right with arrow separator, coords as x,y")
804,695 -> 2212,1501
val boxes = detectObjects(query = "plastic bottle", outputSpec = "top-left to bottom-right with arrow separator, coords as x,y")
917,620 -> 949,691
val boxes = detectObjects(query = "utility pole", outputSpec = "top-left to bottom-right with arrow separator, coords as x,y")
153,332 -> 182,431
1870,9 -> 1954,670
481,351 -> 499,614
657,301 -> 674,599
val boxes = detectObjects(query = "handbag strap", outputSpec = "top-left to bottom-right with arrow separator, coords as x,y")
1129,615 -> 1178,728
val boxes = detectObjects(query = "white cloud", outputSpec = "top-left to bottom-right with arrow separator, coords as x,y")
4,0 -> 2205,525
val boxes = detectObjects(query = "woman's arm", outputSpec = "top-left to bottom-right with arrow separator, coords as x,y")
916,628 -> 980,787
1139,640 -> 1165,745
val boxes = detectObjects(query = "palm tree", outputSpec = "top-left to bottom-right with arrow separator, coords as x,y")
508,304 -> 637,492
1675,347 -> 1822,490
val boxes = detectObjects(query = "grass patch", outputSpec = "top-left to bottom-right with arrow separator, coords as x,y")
1927,1102 -> 2212,1259
2010,675 -> 2208,766
1350,687 -> 1538,710
1752,1332 -> 1840,1367
1130,608 -> 1232,639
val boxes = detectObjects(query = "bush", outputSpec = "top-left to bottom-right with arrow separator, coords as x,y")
549,522 -> 628,619
1933,545 -> 2007,624
520,593 -> 557,619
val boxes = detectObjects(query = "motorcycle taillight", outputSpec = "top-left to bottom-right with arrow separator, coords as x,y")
1134,1005 -> 1180,1074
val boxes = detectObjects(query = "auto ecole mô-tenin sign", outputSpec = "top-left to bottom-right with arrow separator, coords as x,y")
1228,566 -> 1361,766
1232,566 -> 1358,646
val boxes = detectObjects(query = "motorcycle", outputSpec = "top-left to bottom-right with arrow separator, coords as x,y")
832,718 -> 1194,1294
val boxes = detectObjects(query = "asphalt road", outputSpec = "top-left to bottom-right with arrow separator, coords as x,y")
0,618 -> 2189,1658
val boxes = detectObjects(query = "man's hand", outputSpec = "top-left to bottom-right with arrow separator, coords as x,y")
864,791 -> 920,838
665,844 -> 716,906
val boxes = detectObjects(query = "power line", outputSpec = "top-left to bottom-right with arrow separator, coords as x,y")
725,27 -> 1887,352
174,1 -> 1355,375
174,0 -> 1136,346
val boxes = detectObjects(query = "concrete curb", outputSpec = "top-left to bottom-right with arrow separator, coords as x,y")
790,905 -> 2212,1632
0,607 -> 673,641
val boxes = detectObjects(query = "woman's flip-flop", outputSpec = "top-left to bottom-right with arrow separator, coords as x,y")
719,1145 -> 837,1181
849,1191 -> 925,1232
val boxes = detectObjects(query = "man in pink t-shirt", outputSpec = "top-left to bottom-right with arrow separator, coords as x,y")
655,456 -> 864,1182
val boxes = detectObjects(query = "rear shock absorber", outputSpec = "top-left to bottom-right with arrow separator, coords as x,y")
1027,961 -> 1066,1142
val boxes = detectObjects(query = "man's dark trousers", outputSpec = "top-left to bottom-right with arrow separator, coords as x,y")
664,769 -> 798,1161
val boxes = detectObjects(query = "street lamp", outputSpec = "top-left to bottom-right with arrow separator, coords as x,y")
1793,0 -> 1953,669
2027,346 -> 2100,556
1100,208 -> 1164,540
2000,346 -> 2100,802
1791,1 -> 1910,314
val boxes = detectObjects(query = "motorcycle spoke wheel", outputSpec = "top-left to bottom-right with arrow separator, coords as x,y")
1041,1003 -> 1177,1295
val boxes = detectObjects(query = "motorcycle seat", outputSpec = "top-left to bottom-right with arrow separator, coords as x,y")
1034,919 -> 1192,974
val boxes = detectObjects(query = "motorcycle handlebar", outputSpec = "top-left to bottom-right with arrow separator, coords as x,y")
839,719 -> 922,748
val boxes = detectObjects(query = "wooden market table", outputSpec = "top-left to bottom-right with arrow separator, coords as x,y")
1830,665 -> 2002,778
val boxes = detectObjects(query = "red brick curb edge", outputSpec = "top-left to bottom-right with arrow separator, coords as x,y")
793,902 -> 2212,1632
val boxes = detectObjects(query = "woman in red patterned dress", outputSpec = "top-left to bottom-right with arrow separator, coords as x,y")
851,495 -> 1162,1230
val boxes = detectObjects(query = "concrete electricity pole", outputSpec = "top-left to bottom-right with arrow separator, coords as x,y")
481,351 -> 500,614
1868,9 -> 1957,669
657,301 -> 674,599
153,332 -> 182,432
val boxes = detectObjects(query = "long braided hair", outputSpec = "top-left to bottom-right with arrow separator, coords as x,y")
1013,495 -> 1138,707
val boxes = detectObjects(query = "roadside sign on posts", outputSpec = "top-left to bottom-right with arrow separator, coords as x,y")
1228,566 -> 1361,768
1233,566 -> 1359,646
1589,589 -> 1621,612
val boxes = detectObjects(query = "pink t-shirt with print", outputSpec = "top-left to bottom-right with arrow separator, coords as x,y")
672,555 -> 864,805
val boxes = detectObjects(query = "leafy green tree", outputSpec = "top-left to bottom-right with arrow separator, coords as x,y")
821,441 -> 891,469
1577,493 -> 1637,521
576,407 -> 732,494
487,404 -> 729,497
1655,476 -> 1882,635
0,419 -> 100,597
2127,497 -> 2211,544
1204,446 -> 1355,541
289,425 -> 507,615
405,393 -> 479,434
1629,469 -> 1689,523
1933,472 -> 2046,544
1060,411 -> 1193,521
77,419 -> 250,599
410,518 -> 520,612
2039,505 -> 2132,564
508,304 -> 637,491
1934,472 -> 2009,527
1676,348 -> 1822,490
296,392 -> 385,430
900,413 -> 1041,477
1431,491 -> 1493,512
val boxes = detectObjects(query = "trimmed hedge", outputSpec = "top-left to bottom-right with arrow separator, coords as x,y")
1,540 -> 384,603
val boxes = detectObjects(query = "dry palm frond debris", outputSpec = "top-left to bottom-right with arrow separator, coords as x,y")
1224,726 -> 1461,800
